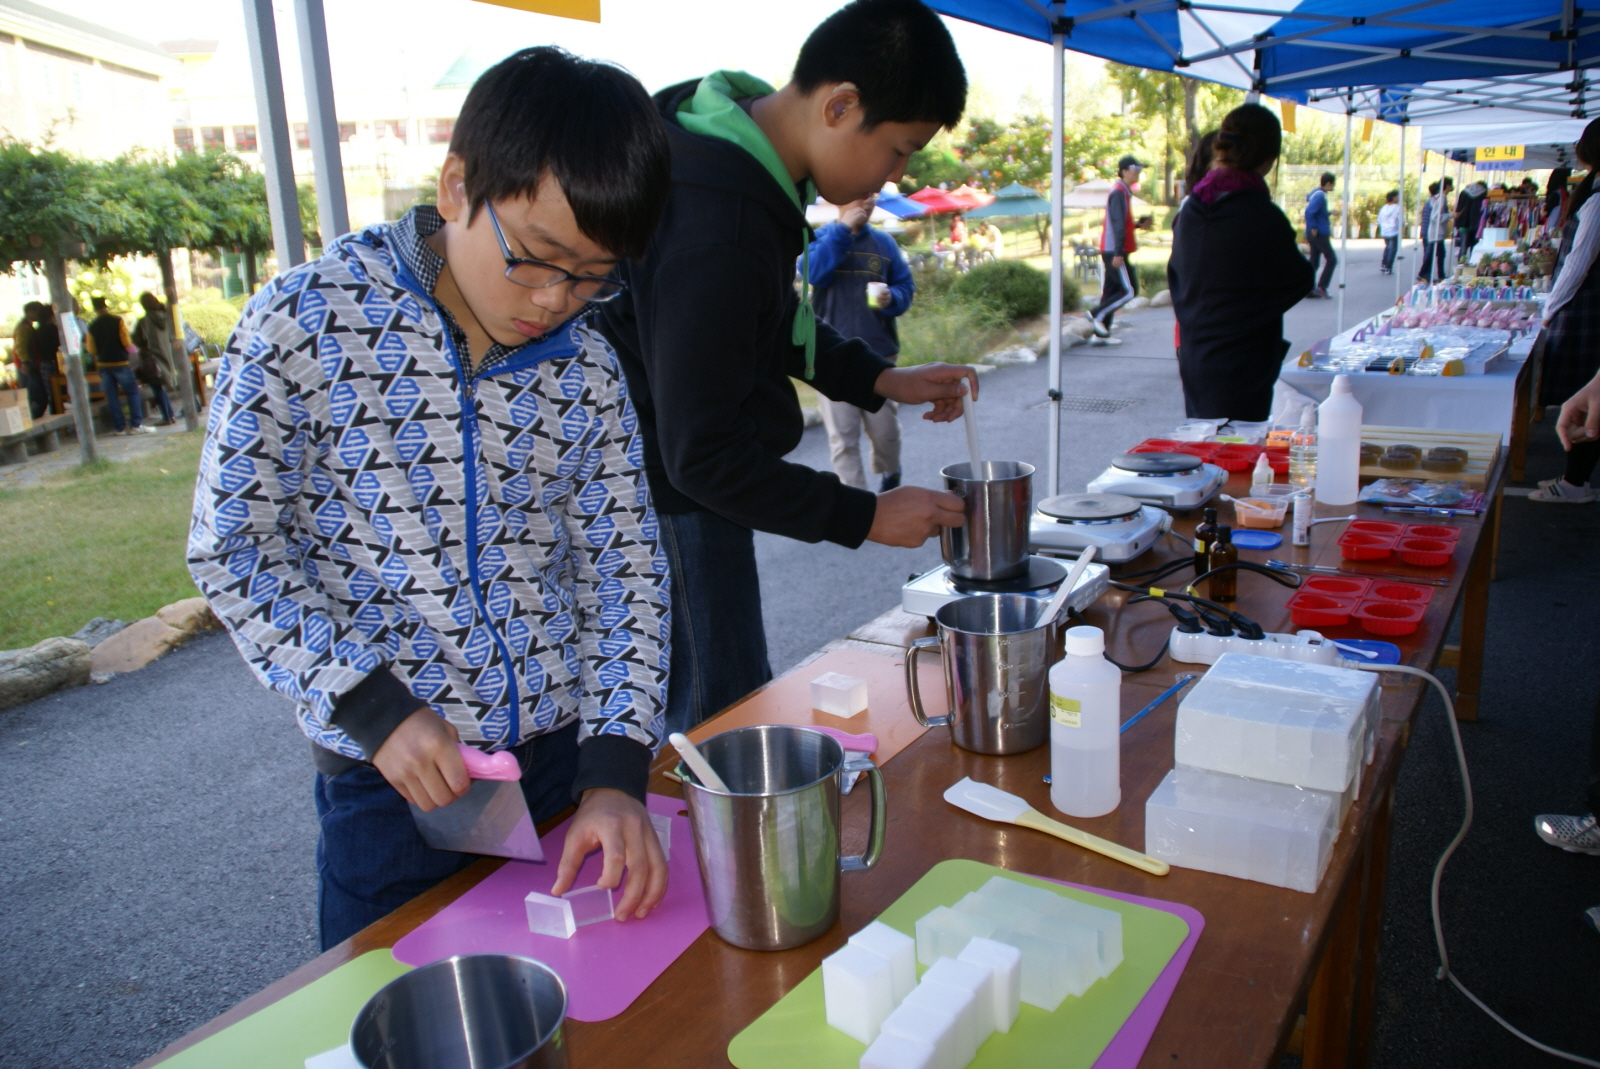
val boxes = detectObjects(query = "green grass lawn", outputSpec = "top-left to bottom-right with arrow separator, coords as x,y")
0,434 -> 206,650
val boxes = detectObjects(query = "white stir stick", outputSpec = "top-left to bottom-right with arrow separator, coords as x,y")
961,387 -> 984,479
1039,546 -> 1098,626
668,732 -> 731,793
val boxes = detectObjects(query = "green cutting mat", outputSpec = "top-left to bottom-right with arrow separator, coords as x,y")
727,860 -> 1189,1069
155,950 -> 412,1068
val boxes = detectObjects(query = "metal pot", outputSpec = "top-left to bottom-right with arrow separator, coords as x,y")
351,954 -> 568,1069
939,460 -> 1034,581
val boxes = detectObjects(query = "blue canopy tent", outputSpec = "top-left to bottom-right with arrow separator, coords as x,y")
928,0 -> 1600,493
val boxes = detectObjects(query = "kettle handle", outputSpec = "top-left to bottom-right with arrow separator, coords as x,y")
839,753 -> 887,873
904,636 -> 950,728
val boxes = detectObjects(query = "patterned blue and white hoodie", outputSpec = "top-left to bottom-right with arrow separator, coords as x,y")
188,207 -> 669,799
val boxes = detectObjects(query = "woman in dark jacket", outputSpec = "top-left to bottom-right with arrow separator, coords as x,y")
133,292 -> 178,426
1168,103 -> 1314,421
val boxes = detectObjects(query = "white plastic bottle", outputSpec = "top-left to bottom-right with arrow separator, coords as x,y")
1288,407 -> 1318,490
1314,374 -> 1363,506
1250,452 -> 1273,493
1049,625 -> 1122,818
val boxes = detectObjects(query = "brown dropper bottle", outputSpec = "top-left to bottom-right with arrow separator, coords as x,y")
1208,525 -> 1238,603
1193,507 -> 1219,579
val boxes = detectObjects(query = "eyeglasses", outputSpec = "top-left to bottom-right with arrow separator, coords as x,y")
484,201 -> 626,303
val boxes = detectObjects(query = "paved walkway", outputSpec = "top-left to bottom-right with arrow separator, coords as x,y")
0,418 -> 197,489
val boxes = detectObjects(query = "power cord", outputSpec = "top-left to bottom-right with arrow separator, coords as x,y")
1067,607 -> 1170,673
1352,662 -> 1600,1067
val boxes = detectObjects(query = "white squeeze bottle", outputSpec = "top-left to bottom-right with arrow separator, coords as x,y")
1049,625 -> 1122,819
1314,374 -> 1363,506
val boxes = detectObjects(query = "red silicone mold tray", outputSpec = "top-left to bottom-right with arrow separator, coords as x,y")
1353,600 -> 1426,636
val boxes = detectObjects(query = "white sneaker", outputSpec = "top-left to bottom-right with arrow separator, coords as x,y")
130,425 -> 157,436
1535,812 -> 1600,855
1089,336 -> 1123,347
1085,314 -> 1110,338
1528,480 -> 1596,504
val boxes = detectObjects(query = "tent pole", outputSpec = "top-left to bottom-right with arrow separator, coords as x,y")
1416,150 -> 1428,291
295,0 -> 350,246
1396,122 -> 1406,302
242,0 -> 305,271
1047,29 -> 1065,497
1337,104 -> 1352,332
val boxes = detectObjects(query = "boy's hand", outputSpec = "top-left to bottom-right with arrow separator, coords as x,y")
372,707 -> 469,811
867,485 -> 965,547
1557,372 -> 1600,448
551,788 -> 668,920
875,364 -> 979,423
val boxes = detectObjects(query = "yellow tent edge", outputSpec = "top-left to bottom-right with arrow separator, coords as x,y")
471,0 -> 600,22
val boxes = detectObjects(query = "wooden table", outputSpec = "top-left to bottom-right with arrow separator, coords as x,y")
140,460 -> 1505,1069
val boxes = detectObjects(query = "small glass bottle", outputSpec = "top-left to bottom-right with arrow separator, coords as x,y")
1208,526 -> 1238,603
1289,407 -> 1318,490
1193,507 -> 1219,578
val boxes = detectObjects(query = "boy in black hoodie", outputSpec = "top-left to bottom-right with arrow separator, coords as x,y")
596,0 -> 972,732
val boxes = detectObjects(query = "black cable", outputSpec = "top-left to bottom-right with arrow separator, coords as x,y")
1067,607 -> 1171,672
1187,560 -> 1303,592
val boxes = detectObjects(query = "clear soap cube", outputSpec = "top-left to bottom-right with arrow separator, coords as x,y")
811,671 -> 869,717
915,906 -> 996,966
990,927 -> 1076,1011
1145,765 -> 1340,892
849,921 -> 918,1005
823,943 -> 896,1045
524,885 -> 613,939
976,877 -> 1123,978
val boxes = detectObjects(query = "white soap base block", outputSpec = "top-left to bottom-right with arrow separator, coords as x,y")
849,921 -> 918,1005
1145,765 -> 1339,893
921,955 -> 995,1050
525,885 -> 615,938
823,943 -> 897,1045
811,671 -> 869,717
860,1031 -> 937,1069
958,936 -> 1021,1033
904,979 -> 980,1068
880,1001 -> 959,1069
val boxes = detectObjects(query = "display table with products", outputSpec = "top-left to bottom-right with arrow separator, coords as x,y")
137,454 -> 1508,1069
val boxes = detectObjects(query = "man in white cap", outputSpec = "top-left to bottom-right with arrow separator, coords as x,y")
1085,155 -> 1143,345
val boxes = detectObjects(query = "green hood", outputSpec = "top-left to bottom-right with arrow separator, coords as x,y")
678,70 -> 818,380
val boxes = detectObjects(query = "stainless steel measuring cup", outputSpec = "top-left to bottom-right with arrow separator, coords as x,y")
679,725 -> 887,951
905,593 -> 1059,756
351,954 -> 568,1069
940,460 -> 1034,582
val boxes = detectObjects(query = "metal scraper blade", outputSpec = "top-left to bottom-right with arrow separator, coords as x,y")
409,778 -> 544,862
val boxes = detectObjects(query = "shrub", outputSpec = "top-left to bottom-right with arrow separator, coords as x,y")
952,260 -> 1049,319
897,293 -> 1011,367
1135,262 -> 1169,296
182,297 -> 244,348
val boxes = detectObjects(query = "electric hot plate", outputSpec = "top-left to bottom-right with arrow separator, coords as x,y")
1085,452 -> 1227,511
1028,492 -> 1166,563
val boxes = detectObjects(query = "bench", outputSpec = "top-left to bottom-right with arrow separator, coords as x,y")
0,413 -> 76,465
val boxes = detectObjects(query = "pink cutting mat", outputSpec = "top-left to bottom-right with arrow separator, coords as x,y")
391,793 -> 708,1022
1043,878 -> 1206,1069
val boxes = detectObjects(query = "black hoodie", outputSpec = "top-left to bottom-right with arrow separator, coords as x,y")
1168,181 -> 1314,421
594,80 -> 892,547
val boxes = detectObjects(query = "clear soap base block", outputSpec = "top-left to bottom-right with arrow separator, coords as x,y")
525,884 -> 615,938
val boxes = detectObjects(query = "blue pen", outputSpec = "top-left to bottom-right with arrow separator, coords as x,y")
1381,505 -> 1480,517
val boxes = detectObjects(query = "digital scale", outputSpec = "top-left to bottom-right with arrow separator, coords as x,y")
901,555 -> 1112,618
1028,492 -> 1168,564
1085,452 -> 1227,511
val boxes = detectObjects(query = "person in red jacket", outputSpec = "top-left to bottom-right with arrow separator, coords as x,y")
1085,155 -> 1143,343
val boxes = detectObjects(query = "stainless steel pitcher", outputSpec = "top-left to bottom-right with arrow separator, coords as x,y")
679,725 -> 887,951
905,593 -> 1059,756
940,460 -> 1034,582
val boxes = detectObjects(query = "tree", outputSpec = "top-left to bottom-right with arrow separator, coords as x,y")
1106,66 -> 1242,201
0,140 -> 135,463
903,145 -> 969,191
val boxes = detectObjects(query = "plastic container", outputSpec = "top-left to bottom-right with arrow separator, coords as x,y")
1303,576 -> 1370,598
1251,453 -> 1275,491
1367,581 -> 1434,604
1233,496 -> 1288,529
1289,408 -> 1317,490
1286,590 -> 1358,627
1048,626 -> 1122,819
1265,449 -> 1291,474
1338,532 -> 1395,560
1397,537 -> 1453,567
1354,601 -> 1425,636
1314,375 -> 1363,506
1405,524 -> 1461,542
1346,520 -> 1405,537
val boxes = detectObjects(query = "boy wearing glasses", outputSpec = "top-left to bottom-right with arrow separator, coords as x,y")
189,49 -> 673,949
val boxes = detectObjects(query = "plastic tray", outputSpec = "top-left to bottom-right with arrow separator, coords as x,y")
1301,576 -> 1371,598
1404,524 -> 1462,542
1338,532 -> 1395,561
1397,537 -> 1453,568
1286,590 -> 1359,627
1346,520 -> 1406,537
1366,581 -> 1434,605
1353,601 -> 1425,636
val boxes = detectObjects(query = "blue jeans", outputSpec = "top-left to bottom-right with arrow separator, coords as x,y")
98,365 -> 143,431
1381,236 -> 1399,272
656,509 -> 772,736
23,366 -> 49,419
313,721 -> 581,950
148,381 -> 174,424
